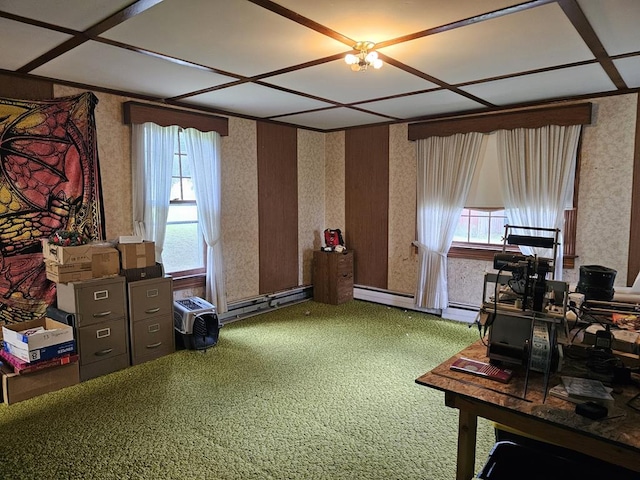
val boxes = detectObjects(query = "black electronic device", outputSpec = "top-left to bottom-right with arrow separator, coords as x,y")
594,326 -> 613,352
575,401 -> 608,420
493,253 -> 551,313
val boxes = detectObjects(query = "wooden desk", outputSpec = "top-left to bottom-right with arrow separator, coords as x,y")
415,341 -> 640,480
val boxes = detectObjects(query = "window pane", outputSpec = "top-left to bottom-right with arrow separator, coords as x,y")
167,203 -> 197,222
490,217 -> 505,244
469,215 -> 489,243
172,156 -> 181,176
170,178 -> 182,200
181,158 -> 193,178
453,216 -> 469,242
163,222 -> 203,273
181,178 -> 196,201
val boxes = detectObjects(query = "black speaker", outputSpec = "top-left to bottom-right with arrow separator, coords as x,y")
577,265 -> 617,301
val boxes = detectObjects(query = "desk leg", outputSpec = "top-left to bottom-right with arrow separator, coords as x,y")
456,409 -> 478,480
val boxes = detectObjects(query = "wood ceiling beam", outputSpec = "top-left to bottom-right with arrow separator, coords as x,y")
557,0 -> 627,90
17,0 -> 163,73
247,0 -> 355,47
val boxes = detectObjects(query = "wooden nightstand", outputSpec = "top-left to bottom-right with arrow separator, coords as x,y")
313,250 -> 353,305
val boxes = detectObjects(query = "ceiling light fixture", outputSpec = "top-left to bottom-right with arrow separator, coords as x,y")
344,41 -> 383,72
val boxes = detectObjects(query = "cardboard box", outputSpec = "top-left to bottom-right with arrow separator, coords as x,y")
2,317 -> 74,352
120,262 -> 163,282
117,241 -> 155,269
2,361 -> 80,405
45,260 -> 93,283
3,339 -> 76,363
41,239 -> 93,265
91,246 -> 120,278
45,247 -> 120,283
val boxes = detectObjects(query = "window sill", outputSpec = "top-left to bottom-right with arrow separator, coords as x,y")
447,244 -> 575,269
171,273 -> 206,291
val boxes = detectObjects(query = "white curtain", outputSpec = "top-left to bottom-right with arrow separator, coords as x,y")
183,128 -> 228,314
415,132 -> 484,309
131,122 -> 177,264
496,125 -> 581,279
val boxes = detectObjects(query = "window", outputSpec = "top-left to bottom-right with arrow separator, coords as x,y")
453,209 -> 507,246
163,129 -> 205,275
448,133 -> 579,268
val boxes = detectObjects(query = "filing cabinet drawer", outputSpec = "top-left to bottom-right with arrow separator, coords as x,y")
56,276 -> 126,327
128,277 -> 172,321
130,316 -> 174,365
77,317 -> 128,366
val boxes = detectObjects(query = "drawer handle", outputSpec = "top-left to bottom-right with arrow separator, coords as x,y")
146,342 -> 162,349
148,323 -> 160,333
145,307 -> 160,314
93,311 -> 112,318
96,327 -> 111,338
95,348 -> 113,356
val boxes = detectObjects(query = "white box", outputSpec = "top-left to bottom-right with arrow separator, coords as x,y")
3,339 -> 75,363
2,317 -> 74,352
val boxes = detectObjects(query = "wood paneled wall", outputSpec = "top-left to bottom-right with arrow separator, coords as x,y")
0,73 -> 53,99
257,121 -> 299,293
345,125 -> 389,289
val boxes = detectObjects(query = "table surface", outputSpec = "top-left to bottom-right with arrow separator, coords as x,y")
415,340 -> 640,475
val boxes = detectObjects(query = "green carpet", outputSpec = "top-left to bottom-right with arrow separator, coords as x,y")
0,300 -> 494,479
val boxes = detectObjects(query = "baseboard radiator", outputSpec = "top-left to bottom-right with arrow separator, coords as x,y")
354,286 -> 479,324
218,285 -> 313,324
218,285 -> 479,325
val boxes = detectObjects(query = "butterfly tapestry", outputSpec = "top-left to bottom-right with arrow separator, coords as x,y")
0,92 -> 105,324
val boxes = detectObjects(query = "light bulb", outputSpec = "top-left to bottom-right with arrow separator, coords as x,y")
351,63 -> 362,72
345,54 -> 358,65
373,58 -> 383,69
365,51 -> 378,63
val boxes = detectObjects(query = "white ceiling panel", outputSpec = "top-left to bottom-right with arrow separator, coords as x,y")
1,1 -> 637,130
0,18 -> 70,70
359,90 -> 486,120
32,41 -> 235,98
460,64 -> 616,106
379,3 -> 594,85
0,0 -> 132,30
264,58 -> 438,104
614,57 -> 640,88
274,0 -> 522,44
183,83 -> 334,118
274,108 -> 391,131
100,0 -> 349,77
578,0 -> 640,56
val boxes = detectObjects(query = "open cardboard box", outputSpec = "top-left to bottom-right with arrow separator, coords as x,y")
0,327 -> 79,405
2,317 -> 74,362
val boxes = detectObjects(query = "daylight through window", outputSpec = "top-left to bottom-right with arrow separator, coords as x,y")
163,129 -> 205,275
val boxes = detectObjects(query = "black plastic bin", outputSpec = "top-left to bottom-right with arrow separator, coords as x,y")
478,439 -> 637,480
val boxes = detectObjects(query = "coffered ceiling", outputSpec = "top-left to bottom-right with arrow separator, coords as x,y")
1,0 -> 639,131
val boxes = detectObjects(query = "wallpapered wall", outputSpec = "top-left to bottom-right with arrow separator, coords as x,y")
54,84 -> 637,308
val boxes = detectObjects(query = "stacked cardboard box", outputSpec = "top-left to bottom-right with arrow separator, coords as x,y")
117,240 -> 162,281
0,317 -> 79,405
42,239 -> 120,283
